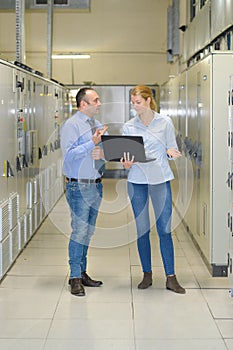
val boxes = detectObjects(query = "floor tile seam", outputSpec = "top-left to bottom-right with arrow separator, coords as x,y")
43,335 -> 224,341
0,317 -> 55,321
0,335 -> 225,340
214,317 -> 233,320
198,287 -> 232,290
12,264 -> 68,266
199,288 -> 227,340
176,230 -> 210,275
44,272 -> 69,341
188,263 -> 205,289
6,274 -> 68,277
214,318 -> 232,343
0,336 -> 48,340
35,232 -> 67,235
128,245 -> 138,349
45,336 -> 136,340
33,235 -> 66,238
22,247 -> 68,250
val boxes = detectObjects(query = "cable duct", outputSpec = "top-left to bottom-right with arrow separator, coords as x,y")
172,0 -> 180,56
16,0 -> 26,63
47,0 -> 53,79
167,6 -> 173,62
167,0 -> 180,63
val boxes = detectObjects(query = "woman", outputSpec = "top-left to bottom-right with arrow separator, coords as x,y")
121,85 -> 185,294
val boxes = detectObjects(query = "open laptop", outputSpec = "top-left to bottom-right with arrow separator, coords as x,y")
101,135 -> 156,163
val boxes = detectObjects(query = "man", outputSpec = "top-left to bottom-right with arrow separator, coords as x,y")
61,87 -> 108,296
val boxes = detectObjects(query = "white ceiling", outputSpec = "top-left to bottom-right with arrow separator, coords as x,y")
0,0 -> 172,85
1,0 -> 170,55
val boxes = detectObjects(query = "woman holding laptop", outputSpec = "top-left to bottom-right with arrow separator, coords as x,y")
121,85 -> 185,294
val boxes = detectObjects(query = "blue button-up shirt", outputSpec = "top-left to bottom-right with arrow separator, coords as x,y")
61,111 -> 103,179
123,112 -> 178,184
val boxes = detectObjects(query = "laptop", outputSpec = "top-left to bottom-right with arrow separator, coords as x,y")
101,135 -> 156,163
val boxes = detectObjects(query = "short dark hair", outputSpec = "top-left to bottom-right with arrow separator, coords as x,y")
76,87 -> 94,108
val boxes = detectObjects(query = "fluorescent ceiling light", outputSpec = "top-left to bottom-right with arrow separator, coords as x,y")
52,53 -> 90,59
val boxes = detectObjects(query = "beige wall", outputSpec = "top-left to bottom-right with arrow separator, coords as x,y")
0,0 -> 172,85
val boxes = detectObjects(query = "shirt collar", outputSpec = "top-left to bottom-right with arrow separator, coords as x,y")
76,110 -> 92,123
135,111 -> 157,125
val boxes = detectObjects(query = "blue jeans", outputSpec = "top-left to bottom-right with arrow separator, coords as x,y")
127,181 -> 175,276
65,181 -> 103,278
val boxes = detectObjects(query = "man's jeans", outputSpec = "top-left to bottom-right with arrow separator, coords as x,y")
127,181 -> 175,276
66,182 -> 102,278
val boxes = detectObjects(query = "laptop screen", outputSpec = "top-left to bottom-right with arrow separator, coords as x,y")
101,135 -> 153,162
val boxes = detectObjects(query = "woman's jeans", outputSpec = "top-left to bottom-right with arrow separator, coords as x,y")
65,181 -> 103,278
128,181 -> 175,276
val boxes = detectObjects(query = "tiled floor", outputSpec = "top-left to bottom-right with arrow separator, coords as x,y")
0,179 -> 232,350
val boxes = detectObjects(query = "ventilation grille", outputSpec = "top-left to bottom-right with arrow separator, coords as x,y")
35,0 -> 69,6
32,205 -> 36,233
39,170 -> 46,194
24,211 -> 32,243
51,163 -> 57,186
0,235 -> 11,277
26,181 -> 33,209
45,168 -> 51,190
0,0 -> 90,10
33,176 -> 40,204
57,158 -> 63,177
18,216 -> 25,249
9,192 -> 19,230
10,224 -> 19,261
0,199 -> 9,241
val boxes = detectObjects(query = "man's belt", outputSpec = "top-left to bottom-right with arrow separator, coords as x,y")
65,177 -> 101,184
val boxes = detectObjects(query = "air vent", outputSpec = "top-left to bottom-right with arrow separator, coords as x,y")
36,0 -> 48,4
35,0 -> 69,6
0,199 -> 10,241
8,192 -> 19,230
0,0 -> 90,11
33,0 -> 90,9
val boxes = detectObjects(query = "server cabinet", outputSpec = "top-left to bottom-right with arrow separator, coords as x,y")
160,52 -> 232,276
185,58 -> 212,268
0,59 -> 70,281
228,75 -> 233,294
0,64 -> 17,200
160,73 -> 193,234
211,53 -> 231,274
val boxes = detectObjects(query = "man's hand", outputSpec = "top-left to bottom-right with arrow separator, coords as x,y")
91,146 -> 104,160
92,125 -> 108,145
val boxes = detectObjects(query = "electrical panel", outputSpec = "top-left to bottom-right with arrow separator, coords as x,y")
160,52 -> 233,276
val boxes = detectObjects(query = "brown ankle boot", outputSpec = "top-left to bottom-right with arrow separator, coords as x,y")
138,272 -> 152,289
166,275 -> 185,294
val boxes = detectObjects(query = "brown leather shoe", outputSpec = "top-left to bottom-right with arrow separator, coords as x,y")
81,272 -> 103,287
166,275 -> 186,294
70,278 -> 85,296
138,272 -> 152,289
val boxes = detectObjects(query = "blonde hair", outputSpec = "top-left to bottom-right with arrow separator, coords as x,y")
131,85 -> 157,111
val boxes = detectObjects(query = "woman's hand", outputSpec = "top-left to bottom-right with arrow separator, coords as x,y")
167,148 -> 182,159
120,152 -> 135,169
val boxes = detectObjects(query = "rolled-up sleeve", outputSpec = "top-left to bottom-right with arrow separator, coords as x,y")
61,122 -> 95,162
165,118 -> 178,150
